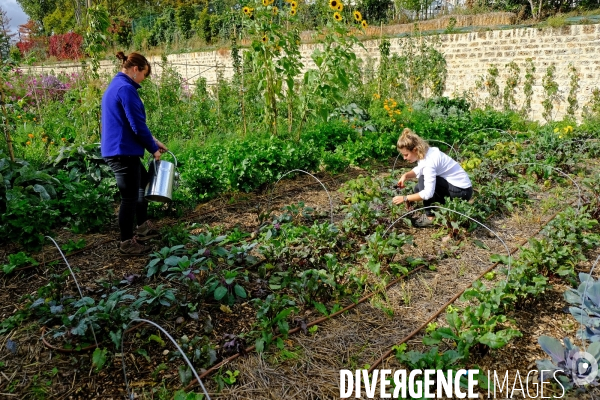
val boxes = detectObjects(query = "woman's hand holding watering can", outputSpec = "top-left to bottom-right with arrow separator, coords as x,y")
153,137 -> 168,160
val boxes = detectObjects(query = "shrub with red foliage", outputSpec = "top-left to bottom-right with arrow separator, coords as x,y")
16,40 -> 37,54
48,32 -> 84,60
16,20 -> 46,57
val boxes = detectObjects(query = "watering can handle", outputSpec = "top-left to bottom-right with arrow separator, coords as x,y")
150,150 -> 177,171
167,150 -> 177,168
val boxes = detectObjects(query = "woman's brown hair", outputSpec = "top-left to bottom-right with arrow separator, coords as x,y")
396,128 -> 429,160
116,51 -> 151,77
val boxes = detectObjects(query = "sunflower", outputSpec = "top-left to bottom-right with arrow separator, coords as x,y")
328,0 -> 339,10
290,0 -> 298,7
262,0 -> 269,6
336,3 -> 343,11
353,10 -> 362,21
333,11 -> 342,21
290,7 -> 297,15
243,6 -> 251,14
361,20 -> 368,28
262,35 -> 268,43
272,6 -> 278,14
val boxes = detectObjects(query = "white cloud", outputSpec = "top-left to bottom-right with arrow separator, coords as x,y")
1,0 -> 29,33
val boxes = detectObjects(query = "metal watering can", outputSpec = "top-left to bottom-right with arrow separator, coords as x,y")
145,151 -> 179,203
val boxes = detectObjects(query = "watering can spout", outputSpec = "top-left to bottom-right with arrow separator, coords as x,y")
145,151 -> 178,203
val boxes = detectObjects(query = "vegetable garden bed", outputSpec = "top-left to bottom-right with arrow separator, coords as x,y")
3,136 -> 600,398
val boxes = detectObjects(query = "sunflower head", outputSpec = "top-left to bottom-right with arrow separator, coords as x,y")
290,7 -> 297,15
333,11 -> 342,21
262,0 -> 269,6
262,35 -> 268,43
353,10 -> 362,21
243,6 -> 251,14
336,3 -> 343,11
361,19 -> 368,28
328,0 -> 338,10
272,6 -> 278,14
290,0 -> 298,7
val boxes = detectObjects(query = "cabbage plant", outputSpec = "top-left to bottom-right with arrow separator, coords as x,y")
536,336 -> 600,391
565,273 -> 600,341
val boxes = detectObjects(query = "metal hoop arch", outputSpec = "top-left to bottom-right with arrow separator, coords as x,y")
266,169 -> 334,225
45,235 -> 98,346
491,162 -> 582,210
383,206 -> 512,279
456,128 -> 517,153
122,318 -> 211,400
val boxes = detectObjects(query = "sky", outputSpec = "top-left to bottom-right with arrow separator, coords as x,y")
0,0 -> 29,34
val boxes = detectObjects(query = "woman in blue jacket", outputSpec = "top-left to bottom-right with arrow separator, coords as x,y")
101,51 -> 167,255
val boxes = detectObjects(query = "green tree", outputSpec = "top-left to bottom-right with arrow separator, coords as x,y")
359,0 -> 392,23
16,0 -> 58,30
176,5 -> 196,39
84,5 -> 110,78
148,8 -> 176,46
42,0 -> 76,34
397,0 -> 434,19
0,6 -> 14,60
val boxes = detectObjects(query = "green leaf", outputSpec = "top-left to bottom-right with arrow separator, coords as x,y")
164,256 -> 180,266
173,391 -> 188,400
70,319 -> 89,336
214,286 -> 228,301
33,184 -> 51,200
92,347 -> 108,372
109,330 -> 122,348
473,239 -> 489,250
479,329 -> 522,349
178,365 -> 192,385
146,258 -> 162,277
2,264 -> 18,275
255,338 -> 265,353
446,312 -> 462,331
314,302 -> 328,316
135,348 -> 151,363
148,334 -> 165,347
422,335 -> 442,346
234,284 -> 246,298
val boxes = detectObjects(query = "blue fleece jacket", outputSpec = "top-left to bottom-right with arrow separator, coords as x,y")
101,72 -> 159,157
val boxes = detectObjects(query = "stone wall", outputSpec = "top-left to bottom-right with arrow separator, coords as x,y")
26,22 -> 600,122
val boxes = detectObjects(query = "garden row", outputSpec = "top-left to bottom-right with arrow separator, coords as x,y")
3,117 -> 600,397
0,97 -> 527,251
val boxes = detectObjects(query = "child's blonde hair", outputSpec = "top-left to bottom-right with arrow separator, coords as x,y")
396,128 -> 429,160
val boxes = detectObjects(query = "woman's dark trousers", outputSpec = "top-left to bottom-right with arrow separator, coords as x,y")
413,175 -> 473,216
105,156 -> 149,241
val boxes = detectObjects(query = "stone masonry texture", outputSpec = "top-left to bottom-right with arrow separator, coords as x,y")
27,23 -> 600,122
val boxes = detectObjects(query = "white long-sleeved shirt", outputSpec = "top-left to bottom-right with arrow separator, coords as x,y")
412,147 -> 472,201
